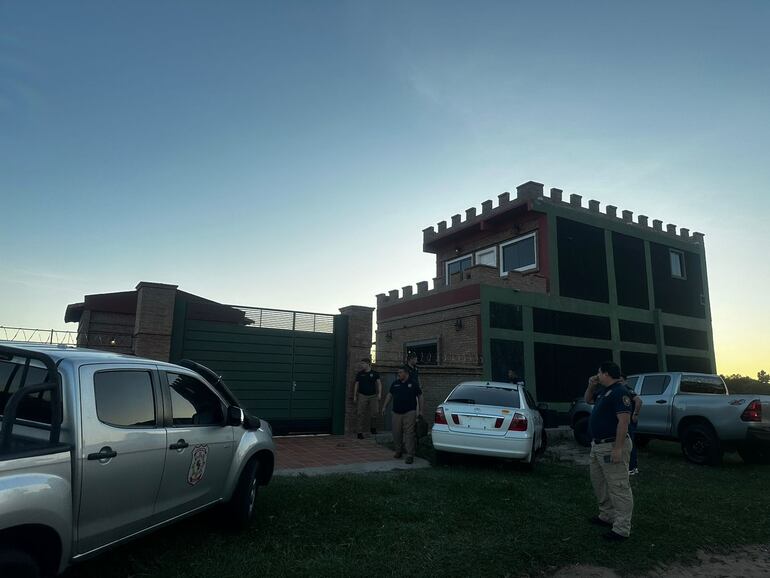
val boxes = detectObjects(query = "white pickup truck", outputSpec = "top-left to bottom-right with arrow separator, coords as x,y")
0,343 -> 275,577
569,372 -> 770,466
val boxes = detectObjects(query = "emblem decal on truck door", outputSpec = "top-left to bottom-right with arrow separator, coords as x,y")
188,444 -> 209,486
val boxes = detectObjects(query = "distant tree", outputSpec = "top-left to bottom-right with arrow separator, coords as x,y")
758,370 -> 769,385
722,372 -> 770,394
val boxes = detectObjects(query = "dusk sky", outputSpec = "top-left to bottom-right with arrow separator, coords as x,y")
1,1 -> 768,376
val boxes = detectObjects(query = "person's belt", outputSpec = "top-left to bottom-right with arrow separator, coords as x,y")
593,437 -> 616,444
593,434 -> 630,444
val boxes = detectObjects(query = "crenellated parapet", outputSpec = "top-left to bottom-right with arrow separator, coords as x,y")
377,264 -> 548,310
422,180 -> 705,247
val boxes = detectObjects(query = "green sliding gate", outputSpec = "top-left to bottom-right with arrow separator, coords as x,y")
170,296 -> 348,435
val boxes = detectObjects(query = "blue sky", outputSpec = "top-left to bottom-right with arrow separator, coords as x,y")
1,1 -> 768,374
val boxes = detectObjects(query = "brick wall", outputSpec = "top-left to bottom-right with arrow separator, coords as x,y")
339,305 -> 375,435
77,310 -> 135,354
375,363 -> 483,428
376,302 -> 481,367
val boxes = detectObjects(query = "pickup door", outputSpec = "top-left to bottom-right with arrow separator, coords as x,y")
636,374 -> 674,436
77,364 -> 167,554
153,370 -> 234,519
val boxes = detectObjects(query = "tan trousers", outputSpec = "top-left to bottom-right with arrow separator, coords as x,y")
589,437 -> 634,537
357,394 -> 378,433
392,410 -> 416,457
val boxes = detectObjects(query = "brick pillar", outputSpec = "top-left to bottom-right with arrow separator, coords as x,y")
133,282 -> 178,361
339,305 -> 374,435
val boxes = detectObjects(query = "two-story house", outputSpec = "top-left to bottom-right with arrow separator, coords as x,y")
375,181 -> 715,410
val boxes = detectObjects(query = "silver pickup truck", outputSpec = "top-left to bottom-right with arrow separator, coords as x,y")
0,343 -> 275,577
569,372 -> 770,466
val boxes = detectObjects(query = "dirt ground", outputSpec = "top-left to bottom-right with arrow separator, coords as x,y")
550,544 -> 770,577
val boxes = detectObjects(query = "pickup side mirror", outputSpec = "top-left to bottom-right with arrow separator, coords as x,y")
228,405 -> 244,427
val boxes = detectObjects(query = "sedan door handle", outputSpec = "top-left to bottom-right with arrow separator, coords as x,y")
169,439 -> 189,450
655,399 -> 668,404
88,446 -> 117,461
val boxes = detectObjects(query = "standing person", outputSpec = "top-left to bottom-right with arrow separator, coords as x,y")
507,369 -> 525,387
382,367 -> 423,464
621,375 -> 643,475
584,361 -> 634,541
404,352 -> 420,387
353,359 -> 382,439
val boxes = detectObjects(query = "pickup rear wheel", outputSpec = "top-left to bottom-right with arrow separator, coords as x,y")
0,547 -> 40,578
681,424 -> 723,466
227,458 -> 260,530
573,416 -> 591,447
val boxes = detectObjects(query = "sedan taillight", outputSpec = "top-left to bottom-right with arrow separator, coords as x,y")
434,407 -> 448,425
741,400 -> 762,422
509,412 -> 528,431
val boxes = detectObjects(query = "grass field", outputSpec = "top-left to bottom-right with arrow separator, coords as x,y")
66,441 -> 770,578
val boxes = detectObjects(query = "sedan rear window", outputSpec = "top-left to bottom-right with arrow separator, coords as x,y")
446,384 -> 521,408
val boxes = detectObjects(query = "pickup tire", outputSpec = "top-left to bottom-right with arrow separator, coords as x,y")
0,547 -> 40,578
681,423 -> 723,466
227,457 -> 260,530
737,445 -> 770,465
573,415 -> 591,447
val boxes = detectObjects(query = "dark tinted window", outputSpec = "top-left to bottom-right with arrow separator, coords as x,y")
167,373 -> 224,426
404,342 -> 438,366
94,371 -> 156,428
501,235 -> 536,272
446,384 -> 521,408
619,320 -> 656,344
0,360 -> 53,424
533,308 -> 611,340
640,375 -> 671,396
490,302 -> 523,330
680,375 -> 726,395
663,326 -> 709,350
447,256 -> 472,278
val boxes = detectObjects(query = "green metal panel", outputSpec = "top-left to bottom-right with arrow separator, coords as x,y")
172,301 -> 339,434
331,315 -> 349,435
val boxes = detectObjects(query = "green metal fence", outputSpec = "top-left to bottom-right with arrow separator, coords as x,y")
171,297 -> 347,435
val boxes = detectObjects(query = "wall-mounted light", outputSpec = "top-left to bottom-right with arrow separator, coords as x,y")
385,330 -> 393,342
454,318 -> 463,331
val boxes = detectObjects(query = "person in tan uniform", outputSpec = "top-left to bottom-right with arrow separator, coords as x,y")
585,361 -> 634,541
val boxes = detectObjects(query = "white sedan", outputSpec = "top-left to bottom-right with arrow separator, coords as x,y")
431,381 -> 546,469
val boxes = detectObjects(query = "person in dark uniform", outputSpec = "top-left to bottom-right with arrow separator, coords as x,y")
584,361 -> 634,541
507,369 -> 525,387
353,359 -> 382,439
404,352 -> 420,388
382,367 -> 423,464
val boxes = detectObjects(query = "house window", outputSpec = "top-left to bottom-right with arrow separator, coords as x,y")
475,248 -> 497,267
405,340 -> 439,366
445,254 -> 472,284
500,232 -> 537,275
670,250 -> 686,279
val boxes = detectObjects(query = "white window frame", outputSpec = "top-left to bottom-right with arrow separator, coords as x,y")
669,249 -> 686,280
445,254 -> 472,285
475,247 -> 497,268
499,232 -> 538,276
